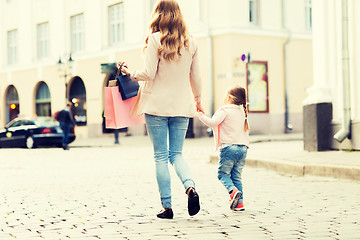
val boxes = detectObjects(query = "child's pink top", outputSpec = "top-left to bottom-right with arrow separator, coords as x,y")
198,104 -> 249,150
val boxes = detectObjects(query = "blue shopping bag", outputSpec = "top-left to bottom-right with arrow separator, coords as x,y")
116,64 -> 139,100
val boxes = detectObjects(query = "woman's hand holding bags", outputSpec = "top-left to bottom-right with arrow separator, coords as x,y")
116,64 -> 140,100
104,65 -> 144,129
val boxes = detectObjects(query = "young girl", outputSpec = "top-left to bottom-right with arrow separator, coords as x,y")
198,86 -> 249,211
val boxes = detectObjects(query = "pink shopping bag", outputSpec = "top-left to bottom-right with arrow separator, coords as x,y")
104,86 -> 145,129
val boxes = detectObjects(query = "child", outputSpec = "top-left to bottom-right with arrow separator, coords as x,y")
198,86 -> 249,211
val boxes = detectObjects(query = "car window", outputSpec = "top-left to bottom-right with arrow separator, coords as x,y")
22,120 -> 35,126
9,121 -> 21,128
34,117 -> 58,127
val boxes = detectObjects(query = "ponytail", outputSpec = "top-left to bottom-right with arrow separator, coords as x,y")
228,86 -> 250,132
243,103 -> 249,132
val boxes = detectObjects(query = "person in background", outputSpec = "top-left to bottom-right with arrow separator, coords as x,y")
58,101 -> 76,150
119,0 -> 202,219
198,86 -> 250,211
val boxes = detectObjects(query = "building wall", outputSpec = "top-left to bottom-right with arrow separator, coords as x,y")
304,0 -> 360,150
208,33 -> 312,134
332,0 -> 360,150
0,0 -> 313,137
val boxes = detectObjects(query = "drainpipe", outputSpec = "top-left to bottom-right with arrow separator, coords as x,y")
334,0 -> 351,142
206,27 -> 214,116
198,2 -> 214,116
282,0 -> 293,132
198,1 -> 214,137
199,2 -> 214,116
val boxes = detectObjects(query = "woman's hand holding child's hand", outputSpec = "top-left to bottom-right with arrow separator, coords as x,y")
196,101 -> 204,114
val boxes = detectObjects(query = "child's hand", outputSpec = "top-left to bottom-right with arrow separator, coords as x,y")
196,101 -> 204,114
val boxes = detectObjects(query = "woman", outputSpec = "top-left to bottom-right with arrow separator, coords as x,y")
120,0 -> 202,219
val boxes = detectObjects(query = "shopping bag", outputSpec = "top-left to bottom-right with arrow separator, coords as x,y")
104,86 -> 145,129
116,64 -> 140,100
118,73 -> 139,100
129,85 -> 142,118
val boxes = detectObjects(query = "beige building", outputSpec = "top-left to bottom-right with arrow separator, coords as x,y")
0,0 -> 313,138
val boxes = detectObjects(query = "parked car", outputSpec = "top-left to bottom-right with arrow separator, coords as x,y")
0,116 -> 75,149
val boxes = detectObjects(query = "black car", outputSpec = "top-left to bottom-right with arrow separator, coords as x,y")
0,117 -> 75,149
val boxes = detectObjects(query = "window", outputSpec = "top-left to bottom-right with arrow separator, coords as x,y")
147,0 -> 158,16
247,62 -> 269,112
35,82 -> 51,117
197,0 -> 206,22
305,0 -> 312,29
249,0 -> 259,25
108,3 -> 125,45
21,120 -> 35,126
69,77 -> 87,126
37,22 -> 50,59
7,30 -> 18,65
150,0 -> 157,9
8,121 -> 21,128
6,85 -> 20,123
71,14 -> 85,53
150,0 -> 157,12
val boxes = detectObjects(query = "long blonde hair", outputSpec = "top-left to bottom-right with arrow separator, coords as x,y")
228,87 -> 250,132
146,0 -> 189,61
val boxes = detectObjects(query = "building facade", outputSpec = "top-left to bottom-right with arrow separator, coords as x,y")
303,0 -> 360,150
0,0 -> 313,138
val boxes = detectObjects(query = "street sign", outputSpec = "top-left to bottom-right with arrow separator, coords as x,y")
101,63 -> 117,74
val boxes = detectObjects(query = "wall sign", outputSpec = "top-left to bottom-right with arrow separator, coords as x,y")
247,61 -> 269,113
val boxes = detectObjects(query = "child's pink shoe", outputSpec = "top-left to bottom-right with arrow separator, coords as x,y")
234,202 -> 245,211
229,189 -> 242,210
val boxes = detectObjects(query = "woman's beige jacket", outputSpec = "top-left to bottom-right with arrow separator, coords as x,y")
132,32 -> 201,117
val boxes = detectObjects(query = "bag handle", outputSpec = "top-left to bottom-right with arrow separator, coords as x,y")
116,63 -> 124,78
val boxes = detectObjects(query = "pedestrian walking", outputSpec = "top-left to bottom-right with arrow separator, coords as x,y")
198,86 -> 250,211
119,0 -> 202,219
58,101 -> 76,150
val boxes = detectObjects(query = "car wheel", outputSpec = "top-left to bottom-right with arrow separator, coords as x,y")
26,136 -> 36,149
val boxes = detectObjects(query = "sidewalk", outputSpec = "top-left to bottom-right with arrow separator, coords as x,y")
2,136 -> 360,239
72,133 -> 360,182
211,133 -> 360,182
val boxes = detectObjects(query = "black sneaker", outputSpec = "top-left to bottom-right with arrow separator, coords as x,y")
187,188 -> 200,216
157,208 -> 173,219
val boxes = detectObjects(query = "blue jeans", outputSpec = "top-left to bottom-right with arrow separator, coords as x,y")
60,122 -> 70,146
218,145 -> 247,203
145,114 -> 195,209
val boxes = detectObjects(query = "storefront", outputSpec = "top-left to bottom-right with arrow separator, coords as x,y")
5,85 -> 20,123
68,76 -> 87,126
35,81 -> 51,117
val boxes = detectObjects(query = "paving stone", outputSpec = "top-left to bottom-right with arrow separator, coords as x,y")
0,137 -> 359,239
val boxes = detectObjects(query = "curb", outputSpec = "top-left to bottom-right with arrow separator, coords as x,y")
210,155 -> 360,182
249,138 -> 303,144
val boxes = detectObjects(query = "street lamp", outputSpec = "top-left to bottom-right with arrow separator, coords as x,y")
57,54 -> 74,101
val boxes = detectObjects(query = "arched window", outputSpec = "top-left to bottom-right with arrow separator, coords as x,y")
35,82 -> 51,116
69,76 -> 87,126
5,85 -> 20,123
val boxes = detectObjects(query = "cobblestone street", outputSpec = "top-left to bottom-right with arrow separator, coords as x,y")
1,137 -> 360,239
